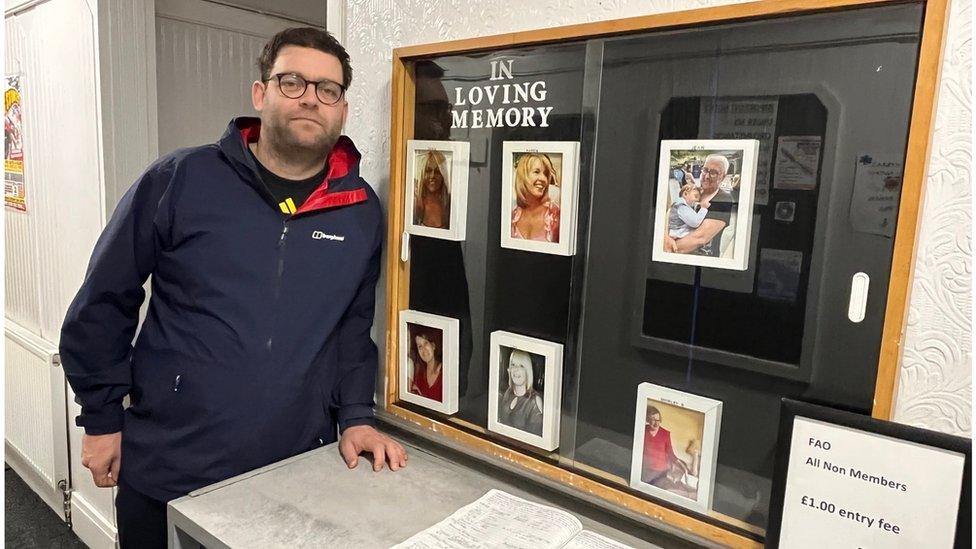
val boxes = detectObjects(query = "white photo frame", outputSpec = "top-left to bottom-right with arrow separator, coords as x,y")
398,310 -> 459,415
488,331 -> 563,451
651,139 -> 760,271
629,382 -> 723,514
405,140 -> 470,241
500,141 -> 580,256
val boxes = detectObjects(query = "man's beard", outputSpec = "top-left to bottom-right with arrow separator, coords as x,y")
262,116 -> 341,162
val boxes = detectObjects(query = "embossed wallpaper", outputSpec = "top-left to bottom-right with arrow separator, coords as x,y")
893,0 -> 971,436
338,0 -> 971,437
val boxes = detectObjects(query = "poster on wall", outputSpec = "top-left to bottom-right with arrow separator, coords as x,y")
651,139 -> 760,271
698,97 -> 778,205
5,74 -> 27,213
629,383 -> 723,514
405,140 -> 470,241
849,154 -> 903,238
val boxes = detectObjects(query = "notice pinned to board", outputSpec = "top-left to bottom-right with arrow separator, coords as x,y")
699,97 -> 778,205
850,154 -> 903,237
757,248 -> 803,303
5,74 -> 27,213
767,400 -> 970,549
773,136 -> 821,191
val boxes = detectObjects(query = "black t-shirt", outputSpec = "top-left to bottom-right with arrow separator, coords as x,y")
248,146 -> 327,215
698,188 -> 736,257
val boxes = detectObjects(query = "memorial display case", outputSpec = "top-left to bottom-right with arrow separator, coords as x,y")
381,1 -> 951,545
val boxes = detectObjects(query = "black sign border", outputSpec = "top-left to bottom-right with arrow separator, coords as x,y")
766,398 -> 971,548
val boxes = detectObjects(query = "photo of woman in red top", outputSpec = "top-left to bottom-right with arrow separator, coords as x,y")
641,405 -> 701,499
407,324 -> 444,403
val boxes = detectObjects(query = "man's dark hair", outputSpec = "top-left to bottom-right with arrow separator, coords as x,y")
257,27 -> 352,89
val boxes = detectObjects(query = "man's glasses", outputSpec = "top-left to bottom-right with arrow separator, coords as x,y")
265,73 -> 345,105
701,167 -> 724,178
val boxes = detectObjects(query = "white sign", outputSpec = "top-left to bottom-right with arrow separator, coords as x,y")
773,136 -> 821,191
451,59 -> 554,129
779,417 -> 966,548
850,154 -> 903,237
699,97 -> 778,205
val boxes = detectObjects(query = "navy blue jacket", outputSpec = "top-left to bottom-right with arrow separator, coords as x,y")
60,118 -> 383,502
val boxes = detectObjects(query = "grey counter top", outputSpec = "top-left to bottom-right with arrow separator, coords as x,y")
167,428 -> 695,549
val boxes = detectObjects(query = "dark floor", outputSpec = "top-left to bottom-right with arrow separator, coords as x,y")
5,463 -> 88,548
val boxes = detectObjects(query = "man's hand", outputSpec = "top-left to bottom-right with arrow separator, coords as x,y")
81,432 -> 121,487
672,219 -> 726,254
338,425 -> 407,472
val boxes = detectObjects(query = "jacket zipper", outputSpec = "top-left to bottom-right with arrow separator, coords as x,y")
268,220 -> 288,352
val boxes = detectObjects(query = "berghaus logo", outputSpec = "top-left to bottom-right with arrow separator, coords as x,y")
312,231 -> 345,241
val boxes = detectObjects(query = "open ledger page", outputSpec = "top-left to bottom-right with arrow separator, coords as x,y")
392,490 -> 635,549
393,489 -> 582,549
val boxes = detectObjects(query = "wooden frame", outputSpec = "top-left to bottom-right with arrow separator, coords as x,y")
383,0 -> 951,546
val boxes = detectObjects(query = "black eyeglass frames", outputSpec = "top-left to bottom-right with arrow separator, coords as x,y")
265,73 -> 345,105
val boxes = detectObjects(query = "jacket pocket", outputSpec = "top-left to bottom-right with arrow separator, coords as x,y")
127,350 -> 186,421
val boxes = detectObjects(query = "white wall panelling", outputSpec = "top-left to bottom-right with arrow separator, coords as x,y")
4,0 -> 157,545
5,13 -> 43,334
207,0 -> 327,27
155,0 -> 294,156
4,0 -> 106,342
97,0 -> 159,213
341,0 -> 971,436
3,0 -> 104,522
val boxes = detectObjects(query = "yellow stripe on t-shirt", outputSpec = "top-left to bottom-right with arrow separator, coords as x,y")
278,201 -> 290,214
285,198 -> 297,214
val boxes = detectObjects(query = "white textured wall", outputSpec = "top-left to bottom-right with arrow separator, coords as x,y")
340,0 -> 971,437
893,0 -> 972,437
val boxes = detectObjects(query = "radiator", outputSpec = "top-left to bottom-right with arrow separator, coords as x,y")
5,319 -> 69,519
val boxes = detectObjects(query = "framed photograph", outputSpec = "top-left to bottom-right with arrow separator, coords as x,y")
405,140 -> 470,241
629,383 -> 723,514
398,310 -> 459,415
487,331 -> 563,451
651,139 -> 760,271
500,141 -> 580,256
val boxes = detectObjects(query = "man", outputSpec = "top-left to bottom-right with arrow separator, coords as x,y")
59,28 -> 405,548
665,154 -> 736,256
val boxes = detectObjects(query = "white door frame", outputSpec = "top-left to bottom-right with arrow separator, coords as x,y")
61,2 -> 161,548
